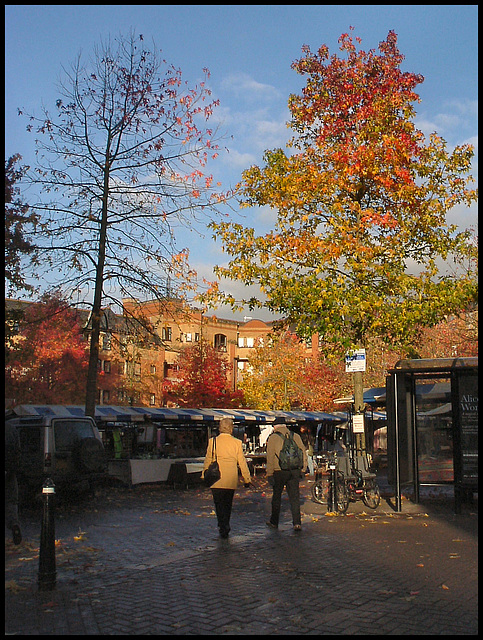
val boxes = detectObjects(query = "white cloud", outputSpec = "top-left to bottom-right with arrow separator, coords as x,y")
221,72 -> 281,101
223,148 -> 258,169
415,98 -> 478,147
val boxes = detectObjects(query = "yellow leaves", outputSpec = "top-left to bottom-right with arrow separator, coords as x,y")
73,530 -> 87,542
5,579 -> 27,593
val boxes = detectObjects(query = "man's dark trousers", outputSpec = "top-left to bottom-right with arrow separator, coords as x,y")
268,469 -> 302,527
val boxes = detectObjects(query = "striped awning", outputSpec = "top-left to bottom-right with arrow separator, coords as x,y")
9,405 -> 345,426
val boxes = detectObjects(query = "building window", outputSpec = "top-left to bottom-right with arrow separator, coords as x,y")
214,333 -> 227,352
238,336 -> 254,348
149,394 -> 156,406
134,362 -> 141,381
150,364 -> 156,374
100,389 -> 110,404
103,360 -> 111,374
185,332 -> 193,342
195,333 -> 200,342
162,326 -> 172,341
102,333 -> 112,350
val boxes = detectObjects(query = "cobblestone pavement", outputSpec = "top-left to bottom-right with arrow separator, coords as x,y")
5,476 -> 478,635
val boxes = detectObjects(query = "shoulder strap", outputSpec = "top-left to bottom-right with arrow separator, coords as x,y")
211,436 -> 217,461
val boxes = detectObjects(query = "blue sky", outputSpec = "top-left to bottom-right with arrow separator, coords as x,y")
5,5 -> 478,320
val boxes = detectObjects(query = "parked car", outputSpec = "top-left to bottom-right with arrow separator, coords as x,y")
5,412 -> 107,501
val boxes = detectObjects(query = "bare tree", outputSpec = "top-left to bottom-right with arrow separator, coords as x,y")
20,32 -> 231,415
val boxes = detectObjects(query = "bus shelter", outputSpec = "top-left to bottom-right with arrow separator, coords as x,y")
385,357 -> 478,513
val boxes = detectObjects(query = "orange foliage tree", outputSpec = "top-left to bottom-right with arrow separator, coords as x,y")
5,294 -> 89,404
204,29 -> 477,355
239,331 -> 351,411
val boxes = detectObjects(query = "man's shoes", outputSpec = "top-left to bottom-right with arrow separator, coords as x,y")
266,521 -> 278,529
12,524 -> 22,545
219,526 -> 230,539
293,524 -> 302,532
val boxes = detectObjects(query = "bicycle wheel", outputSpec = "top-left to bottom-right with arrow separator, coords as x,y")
311,476 -> 349,513
311,478 -> 329,505
334,481 -> 349,514
362,481 -> 380,509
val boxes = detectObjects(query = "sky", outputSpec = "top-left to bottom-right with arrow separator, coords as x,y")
5,5 -> 478,321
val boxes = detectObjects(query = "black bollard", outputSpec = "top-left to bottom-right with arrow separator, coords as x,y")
38,478 -> 57,591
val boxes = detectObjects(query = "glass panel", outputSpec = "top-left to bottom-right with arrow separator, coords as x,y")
54,420 -> 96,450
415,377 -> 454,483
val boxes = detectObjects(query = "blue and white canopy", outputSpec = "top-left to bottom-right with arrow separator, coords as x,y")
9,404 -> 345,426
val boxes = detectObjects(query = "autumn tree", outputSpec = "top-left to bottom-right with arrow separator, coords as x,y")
204,29 -> 477,423
19,32 -> 230,416
163,342 -> 244,408
239,331 -> 351,411
416,309 -> 478,359
5,154 -> 38,296
5,293 -> 89,405
239,331 -> 309,410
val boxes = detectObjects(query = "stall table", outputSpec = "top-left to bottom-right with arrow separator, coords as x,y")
107,457 -> 205,487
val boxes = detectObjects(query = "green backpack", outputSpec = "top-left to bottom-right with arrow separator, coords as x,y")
275,431 -> 304,470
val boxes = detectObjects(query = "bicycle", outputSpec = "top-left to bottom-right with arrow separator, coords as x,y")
311,452 -> 350,512
311,452 -> 380,513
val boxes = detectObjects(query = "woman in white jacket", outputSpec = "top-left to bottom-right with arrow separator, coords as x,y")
202,417 -> 251,538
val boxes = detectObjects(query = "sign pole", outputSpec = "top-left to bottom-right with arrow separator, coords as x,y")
346,350 -> 366,455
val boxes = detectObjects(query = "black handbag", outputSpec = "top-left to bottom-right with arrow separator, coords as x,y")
204,436 -> 221,487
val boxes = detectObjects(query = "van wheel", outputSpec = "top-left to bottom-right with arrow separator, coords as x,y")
75,438 -> 106,473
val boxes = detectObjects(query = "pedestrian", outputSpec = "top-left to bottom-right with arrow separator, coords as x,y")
202,417 -> 252,539
266,421 -> 307,532
5,420 -> 22,545
299,424 -> 315,475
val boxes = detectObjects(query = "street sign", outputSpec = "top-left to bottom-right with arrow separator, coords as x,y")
352,413 -> 365,433
345,349 -> 366,372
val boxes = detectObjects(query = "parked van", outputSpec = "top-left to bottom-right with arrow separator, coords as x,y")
5,412 -> 107,500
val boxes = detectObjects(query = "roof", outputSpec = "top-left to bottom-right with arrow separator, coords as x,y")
8,405 -> 345,426
334,381 -> 454,407
390,357 -> 478,373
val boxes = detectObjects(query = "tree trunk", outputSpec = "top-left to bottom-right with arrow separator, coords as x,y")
85,150 -> 111,417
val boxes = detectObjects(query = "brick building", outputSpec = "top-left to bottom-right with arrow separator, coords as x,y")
114,298 -> 277,406
6,297 -> 284,407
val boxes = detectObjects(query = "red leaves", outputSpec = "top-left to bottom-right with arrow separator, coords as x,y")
5,293 -> 90,404
164,342 -> 244,408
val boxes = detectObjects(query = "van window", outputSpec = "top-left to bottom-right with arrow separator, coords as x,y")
19,426 -> 41,453
54,420 -> 96,451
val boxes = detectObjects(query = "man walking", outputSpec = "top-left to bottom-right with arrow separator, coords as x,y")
265,421 -> 307,532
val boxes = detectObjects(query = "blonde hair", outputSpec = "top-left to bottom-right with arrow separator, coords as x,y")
218,417 -> 234,434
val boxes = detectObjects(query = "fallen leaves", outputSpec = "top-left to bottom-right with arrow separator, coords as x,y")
5,579 -> 27,593
73,530 -> 87,542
